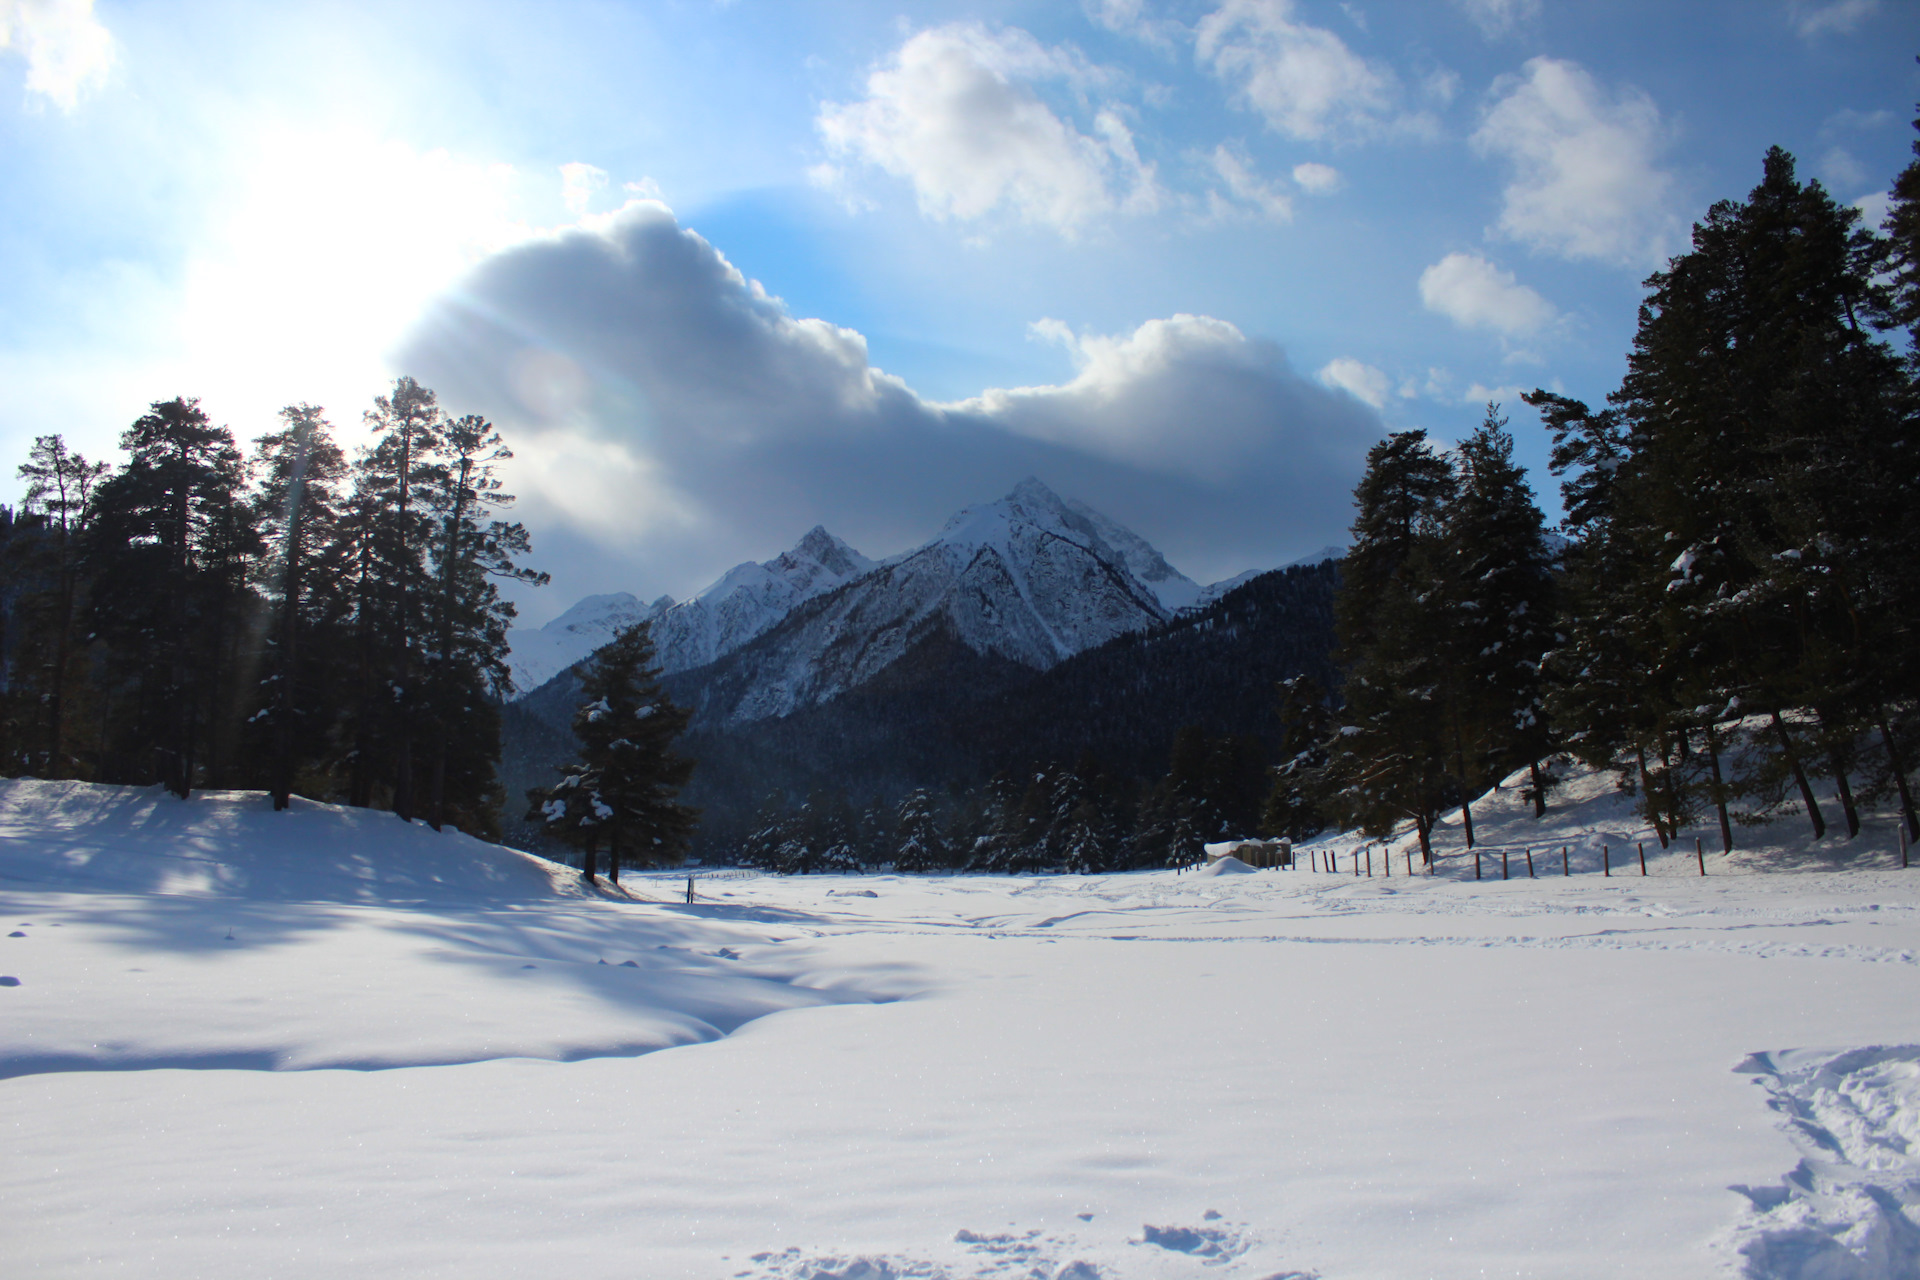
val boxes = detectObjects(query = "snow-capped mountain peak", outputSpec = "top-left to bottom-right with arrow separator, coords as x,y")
679,479 -> 1203,726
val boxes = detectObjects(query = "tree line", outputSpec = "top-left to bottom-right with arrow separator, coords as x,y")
0,376 -> 545,836
1286,142 -> 1920,861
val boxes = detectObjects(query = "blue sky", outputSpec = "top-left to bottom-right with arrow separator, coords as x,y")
3,0 -> 1917,622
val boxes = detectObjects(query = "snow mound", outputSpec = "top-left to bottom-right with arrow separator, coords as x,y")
1193,856 -> 1255,877
0,779 -> 579,904
1722,1046 -> 1920,1278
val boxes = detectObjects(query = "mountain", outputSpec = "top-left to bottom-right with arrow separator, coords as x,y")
649,525 -> 874,676
505,591 -> 673,695
668,478 -> 1198,728
505,526 -> 872,695
669,560 -> 1342,849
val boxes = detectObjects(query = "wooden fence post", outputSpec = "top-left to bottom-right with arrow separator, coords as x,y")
1502,849 -> 1509,880
1525,848 -> 1535,877
1902,826 -> 1909,869
1474,848 -> 1482,880
1638,842 -> 1647,876
1562,845 -> 1569,876
1367,846 -> 1373,877
1696,836 -> 1706,877
1407,846 -> 1414,876
1603,844 -> 1610,877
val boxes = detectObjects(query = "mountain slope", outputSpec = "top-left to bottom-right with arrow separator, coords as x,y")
506,592 -> 673,695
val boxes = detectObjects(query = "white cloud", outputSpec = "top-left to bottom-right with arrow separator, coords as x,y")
1292,161 -> 1342,194
1473,57 -> 1680,267
1318,357 -> 1389,408
0,0 -> 112,110
1461,381 -> 1528,407
1454,0 -> 1541,38
950,313 -> 1371,480
1083,0 -> 1185,50
398,202 -> 1382,591
1854,189 -> 1892,231
1819,147 -> 1869,191
1194,0 -> 1396,142
560,162 -> 609,216
1793,0 -> 1878,37
1207,142 -> 1293,221
1419,252 -> 1557,336
816,23 -> 1158,235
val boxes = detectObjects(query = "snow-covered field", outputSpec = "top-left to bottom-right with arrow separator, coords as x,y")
2,775 -> 1917,1279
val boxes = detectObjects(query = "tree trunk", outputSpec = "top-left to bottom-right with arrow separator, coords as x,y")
581,840 -> 599,881
1772,708 -> 1825,839
1704,725 -> 1733,853
1528,759 -> 1546,818
1414,813 -> 1434,866
607,832 -> 620,885
1459,795 -> 1475,849
1876,714 -> 1918,840
1637,743 -> 1669,847
1820,708 -> 1861,839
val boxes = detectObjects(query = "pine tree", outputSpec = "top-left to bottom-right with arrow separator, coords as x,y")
13,436 -> 107,777
419,413 -> 547,833
250,405 -> 349,810
1323,431 -> 1455,863
528,622 -> 696,881
1261,675 -> 1334,840
892,788 -> 948,872
83,398 -> 258,796
1433,406 -> 1557,832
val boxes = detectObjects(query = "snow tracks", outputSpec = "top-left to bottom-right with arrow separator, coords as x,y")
1722,1046 -> 1920,1278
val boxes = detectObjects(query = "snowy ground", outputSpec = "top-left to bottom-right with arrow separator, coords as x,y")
2,774 -> 1917,1279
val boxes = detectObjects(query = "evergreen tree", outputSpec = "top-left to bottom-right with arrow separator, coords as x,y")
249,405 -> 349,810
1433,406 -> 1558,831
892,788 -> 948,872
528,622 -> 696,881
13,436 -> 107,777
419,413 -> 547,832
1323,431 -> 1455,863
1261,675 -> 1334,840
83,398 -> 258,796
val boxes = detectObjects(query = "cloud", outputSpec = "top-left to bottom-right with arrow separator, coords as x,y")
1207,142 -> 1294,220
1318,357 -> 1389,408
815,23 -> 1158,235
0,0 -> 112,110
1454,0 -> 1541,38
559,162 -> 609,215
1472,57 -> 1680,267
1291,161 -> 1342,194
1854,189 -> 1892,231
1084,0 -> 1186,50
1419,252 -> 1557,336
1793,0 -> 1878,37
398,200 -> 1382,599
1194,0 -> 1396,141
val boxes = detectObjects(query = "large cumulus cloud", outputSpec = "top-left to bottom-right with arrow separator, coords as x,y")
398,200 -> 1381,612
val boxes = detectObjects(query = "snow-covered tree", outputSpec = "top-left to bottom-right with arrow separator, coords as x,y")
528,622 -> 696,881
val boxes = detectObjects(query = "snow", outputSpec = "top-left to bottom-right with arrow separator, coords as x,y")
3,774 -> 1918,1278
504,591 -> 671,695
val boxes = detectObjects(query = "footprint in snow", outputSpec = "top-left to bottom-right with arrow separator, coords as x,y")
0,976 -> 19,986
8,931 -> 25,937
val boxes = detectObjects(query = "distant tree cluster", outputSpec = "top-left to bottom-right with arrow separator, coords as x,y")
1291,141 -> 1920,860
732,725 -> 1267,875
0,377 -> 546,837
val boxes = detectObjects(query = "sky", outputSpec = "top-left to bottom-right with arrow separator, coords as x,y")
2,0 -> 1917,624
